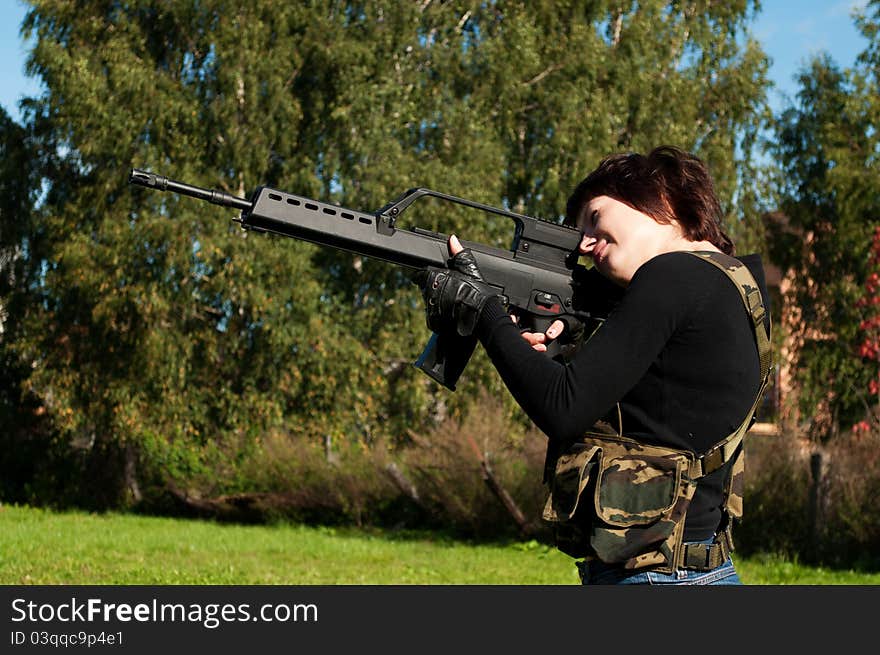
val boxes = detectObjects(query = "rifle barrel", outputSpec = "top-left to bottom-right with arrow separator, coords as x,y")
129,169 -> 252,212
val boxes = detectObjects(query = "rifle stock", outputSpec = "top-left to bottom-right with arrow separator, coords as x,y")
129,169 -> 619,389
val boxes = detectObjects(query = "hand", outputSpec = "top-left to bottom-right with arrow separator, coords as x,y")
413,235 -> 503,337
451,236 -> 552,345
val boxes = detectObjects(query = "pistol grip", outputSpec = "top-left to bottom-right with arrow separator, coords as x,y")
413,332 -> 477,391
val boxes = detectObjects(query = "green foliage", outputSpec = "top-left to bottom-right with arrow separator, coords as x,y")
3,1 -> 770,506
767,2 -> 880,437
0,105 -> 57,503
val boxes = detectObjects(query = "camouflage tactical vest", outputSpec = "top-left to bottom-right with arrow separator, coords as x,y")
541,251 -> 772,574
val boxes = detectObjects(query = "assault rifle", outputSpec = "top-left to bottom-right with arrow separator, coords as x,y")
128,169 -> 620,390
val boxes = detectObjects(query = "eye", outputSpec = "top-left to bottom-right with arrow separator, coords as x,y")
579,207 -> 599,232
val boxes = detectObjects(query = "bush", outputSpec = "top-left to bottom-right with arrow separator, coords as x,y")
737,431 -> 812,557
738,427 -> 880,568
396,394 -> 549,540
14,381 -> 880,570
818,431 -> 880,566
141,394 -> 552,541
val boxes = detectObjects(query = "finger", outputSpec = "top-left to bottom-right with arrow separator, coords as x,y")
520,331 -> 546,346
544,320 -> 566,340
448,234 -> 463,256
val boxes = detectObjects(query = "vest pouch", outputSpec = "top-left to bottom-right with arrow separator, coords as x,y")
541,443 -> 602,558
589,440 -> 697,570
594,452 -> 683,526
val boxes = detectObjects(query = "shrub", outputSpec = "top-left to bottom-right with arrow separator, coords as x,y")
396,394 -> 549,540
738,427 -> 880,568
737,431 -> 812,557
100,397 -> 880,569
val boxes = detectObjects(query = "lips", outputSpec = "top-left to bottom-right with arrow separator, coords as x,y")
592,238 -> 609,264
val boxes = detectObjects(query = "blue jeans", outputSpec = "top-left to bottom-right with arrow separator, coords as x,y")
576,538 -> 742,585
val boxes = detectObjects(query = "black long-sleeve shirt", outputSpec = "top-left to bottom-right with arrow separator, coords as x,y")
476,251 -> 768,540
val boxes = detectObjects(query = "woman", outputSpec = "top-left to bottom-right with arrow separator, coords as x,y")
418,146 -> 771,585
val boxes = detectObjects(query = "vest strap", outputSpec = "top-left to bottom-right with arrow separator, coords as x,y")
684,252 -> 773,480
686,251 -> 772,384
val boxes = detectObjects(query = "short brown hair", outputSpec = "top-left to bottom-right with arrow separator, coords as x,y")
565,145 -> 734,255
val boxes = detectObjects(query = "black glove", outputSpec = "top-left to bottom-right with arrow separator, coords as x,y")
415,249 -> 503,337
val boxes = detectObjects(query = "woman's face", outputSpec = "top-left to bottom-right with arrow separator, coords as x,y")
577,195 -> 677,286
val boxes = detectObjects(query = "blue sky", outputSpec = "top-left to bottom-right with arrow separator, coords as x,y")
0,0 -> 872,123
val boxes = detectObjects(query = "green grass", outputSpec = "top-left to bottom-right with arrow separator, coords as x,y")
1,504 -> 877,584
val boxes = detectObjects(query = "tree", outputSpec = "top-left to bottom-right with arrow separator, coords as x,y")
767,1 -> 880,439
0,106 -> 49,502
